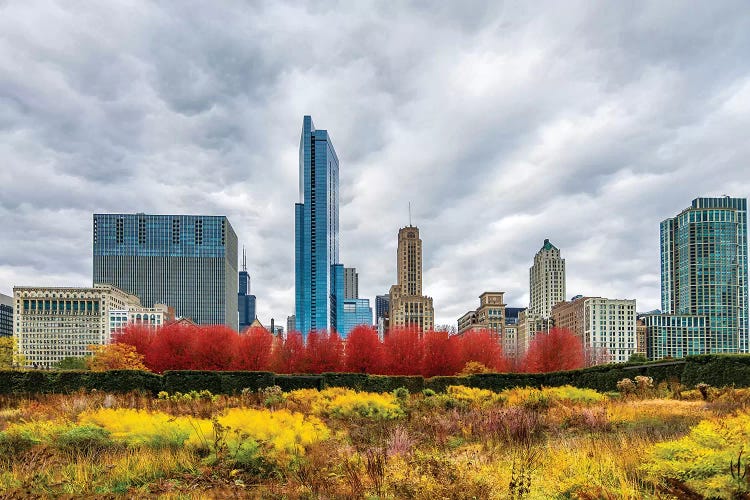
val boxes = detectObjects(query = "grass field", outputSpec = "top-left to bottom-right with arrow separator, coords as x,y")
1,381 -> 749,498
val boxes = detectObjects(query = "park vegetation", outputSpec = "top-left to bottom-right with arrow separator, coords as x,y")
1,380 -> 750,497
99,323 -> 586,375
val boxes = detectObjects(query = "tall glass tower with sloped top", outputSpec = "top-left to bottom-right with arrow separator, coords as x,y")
295,116 -> 344,336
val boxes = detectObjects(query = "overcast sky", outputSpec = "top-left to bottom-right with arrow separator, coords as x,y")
2,1 -> 749,327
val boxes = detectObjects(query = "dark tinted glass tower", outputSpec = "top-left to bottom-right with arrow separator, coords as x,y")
294,116 -> 343,336
93,214 -> 238,329
238,248 -> 256,331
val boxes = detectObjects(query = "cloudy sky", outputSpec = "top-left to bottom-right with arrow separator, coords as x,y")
2,1 -> 749,327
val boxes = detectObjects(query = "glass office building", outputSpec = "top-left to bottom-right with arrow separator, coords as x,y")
646,197 -> 748,358
340,298 -> 373,338
93,214 -> 239,330
294,116 -> 344,336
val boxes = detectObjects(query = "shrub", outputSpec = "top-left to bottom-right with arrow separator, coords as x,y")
642,411 -> 750,498
286,388 -> 404,420
53,424 -> 112,455
458,361 -> 491,376
616,378 -> 636,397
80,408 -> 196,449
445,385 -> 505,408
393,387 -> 410,401
0,429 -> 40,457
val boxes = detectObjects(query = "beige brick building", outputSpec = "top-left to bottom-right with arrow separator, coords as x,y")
389,226 -> 434,332
457,292 -> 506,335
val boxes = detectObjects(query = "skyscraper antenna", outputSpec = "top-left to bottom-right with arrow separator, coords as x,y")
409,202 -> 412,226
242,246 -> 247,272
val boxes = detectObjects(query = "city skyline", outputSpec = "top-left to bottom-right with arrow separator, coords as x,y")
2,3 -> 750,328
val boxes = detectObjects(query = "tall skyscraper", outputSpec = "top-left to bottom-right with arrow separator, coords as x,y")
646,196 -> 748,358
344,267 -> 359,299
389,226 -> 434,332
529,239 -> 566,319
93,213 -> 239,329
294,116 -> 344,336
0,293 -> 13,337
286,315 -> 296,335
238,248 -> 257,331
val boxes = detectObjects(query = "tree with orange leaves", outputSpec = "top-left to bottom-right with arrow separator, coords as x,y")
87,343 -> 149,372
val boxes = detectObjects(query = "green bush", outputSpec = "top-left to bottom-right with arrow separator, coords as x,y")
642,411 -> 750,498
0,429 -> 40,457
53,425 -> 113,455
393,387 -> 409,400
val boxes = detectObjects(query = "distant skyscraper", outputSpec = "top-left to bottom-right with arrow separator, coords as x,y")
93,213 -> 238,329
0,293 -> 12,337
375,295 -> 390,323
376,295 -> 390,338
238,248 -> 257,332
341,298 -> 373,338
529,239 -> 566,319
646,197 -> 748,358
294,116 -> 344,336
389,226 -> 434,332
344,267 -> 359,299
287,315 -> 296,335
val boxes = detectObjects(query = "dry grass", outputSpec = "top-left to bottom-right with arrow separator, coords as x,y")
1,385 -> 747,497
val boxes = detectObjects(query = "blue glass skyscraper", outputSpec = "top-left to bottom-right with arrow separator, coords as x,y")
295,116 -> 344,336
646,197 -> 748,358
93,213 -> 238,329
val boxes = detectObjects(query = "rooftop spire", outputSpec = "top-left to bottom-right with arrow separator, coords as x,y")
242,246 -> 247,272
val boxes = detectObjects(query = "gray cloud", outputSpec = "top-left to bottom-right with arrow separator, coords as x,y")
1,1 -> 749,327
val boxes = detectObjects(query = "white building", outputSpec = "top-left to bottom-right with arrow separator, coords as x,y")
14,284 -> 143,368
552,296 -> 637,364
109,304 -> 171,337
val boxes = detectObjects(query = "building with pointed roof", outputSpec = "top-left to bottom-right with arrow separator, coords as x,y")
238,247 -> 257,332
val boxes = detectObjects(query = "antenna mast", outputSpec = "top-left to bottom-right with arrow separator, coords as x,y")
409,202 -> 412,226
242,246 -> 247,272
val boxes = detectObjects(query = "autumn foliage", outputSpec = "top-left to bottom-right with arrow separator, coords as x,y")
87,343 -> 149,372
523,327 -> 585,373
113,323 -> 585,375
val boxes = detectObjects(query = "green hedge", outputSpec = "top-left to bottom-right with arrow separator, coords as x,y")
273,375 -> 323,392
680,354 -> 750,388
0,370 -> 162,394
1,355 -> 749,395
